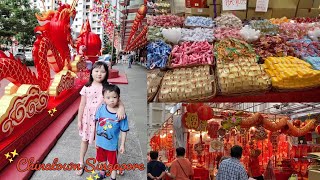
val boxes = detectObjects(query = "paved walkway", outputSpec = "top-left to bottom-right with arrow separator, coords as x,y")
30,63 -> 147,180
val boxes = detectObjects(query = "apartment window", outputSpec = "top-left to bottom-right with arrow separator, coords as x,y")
93,14 -> 97,17
92,28 -> 96,31
86,5 -> 90,10
97,28 -> 100,32
93,21 -> 96,24
86,12 -> 89,16
86,0 -> 90,2
75,18 -> 78,21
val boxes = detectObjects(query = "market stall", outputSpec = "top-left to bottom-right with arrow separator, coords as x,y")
149,103 -> 320,180
146,0 -> 320,102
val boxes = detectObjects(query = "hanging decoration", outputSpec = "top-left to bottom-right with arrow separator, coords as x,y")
91,1 -> 120,50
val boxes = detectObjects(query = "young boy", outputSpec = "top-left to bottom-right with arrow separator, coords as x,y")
95,85 -> 129,180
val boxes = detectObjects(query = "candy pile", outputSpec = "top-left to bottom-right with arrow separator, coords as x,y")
287,38 -> 320,58
269,17 -> 290,25
240,25 -> 261,42
293,17 -> 320,23
147,15 -> 184,27
217,57 -> 271,94
214,39 -> 257,63
148,26 -> 164,41
170,41 -> 213,68
250,20 -> 279,35
184,16 -> 214,28
158,65 -> 214,102
181,28 -> 214,42
253,35 -> 295,58
303,57 -> 320,70
279,23 -> 309,39
214,27 -> 242,40
215,13 -> 242,28
147,40 -> 171,69
264,56 -> 320,89
308,28 -> 320,41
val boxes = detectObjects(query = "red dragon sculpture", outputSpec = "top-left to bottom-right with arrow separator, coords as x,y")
0,2 -> 77,91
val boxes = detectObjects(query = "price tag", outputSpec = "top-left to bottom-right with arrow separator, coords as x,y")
255,0 -> 269,12
197,9 -> 203,13
222,0 -> 247,11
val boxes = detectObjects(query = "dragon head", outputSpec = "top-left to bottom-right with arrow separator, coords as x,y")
34,0 -> 79,62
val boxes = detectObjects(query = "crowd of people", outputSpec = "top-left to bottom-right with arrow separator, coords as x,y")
147,145 -> 269,180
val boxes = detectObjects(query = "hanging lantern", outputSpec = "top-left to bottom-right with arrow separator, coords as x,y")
315,125 -> 320,134
207,121 -> 219,138
138,4 -> 147,16
186,103 -> 204,113
197,105 -> 213,121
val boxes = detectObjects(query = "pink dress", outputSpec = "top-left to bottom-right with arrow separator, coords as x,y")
79,83 -> 104,144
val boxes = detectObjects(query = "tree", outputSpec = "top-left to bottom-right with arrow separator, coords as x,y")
0,0 -> 39,51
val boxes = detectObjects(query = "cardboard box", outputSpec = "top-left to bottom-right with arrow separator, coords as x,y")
297,0 -> 313,9
309,170 -> 320,180
209,4 -> 221,18
247,8 -> 273,19
249,0 -> 299,8
190,8 -> 211,16
296,8 -> 320,17
191,0 -> 208,8
272,8 -> 297,18
207,0 -> 222,6
222,10 -> 247,20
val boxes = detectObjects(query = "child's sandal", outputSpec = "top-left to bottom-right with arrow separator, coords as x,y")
117,170 -> 125,176
75,162 -> 85,176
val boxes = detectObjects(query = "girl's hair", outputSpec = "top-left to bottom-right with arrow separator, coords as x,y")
85,61 -> 109,87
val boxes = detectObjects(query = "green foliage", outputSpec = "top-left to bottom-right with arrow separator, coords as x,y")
0,0 -> 39,48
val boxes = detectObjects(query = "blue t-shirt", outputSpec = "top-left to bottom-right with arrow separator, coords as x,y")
95,104 -> 129,151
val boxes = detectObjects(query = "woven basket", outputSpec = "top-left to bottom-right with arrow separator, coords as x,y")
156,65 -> 217,102
216,58 -> 272,96
147,69 -> 165,102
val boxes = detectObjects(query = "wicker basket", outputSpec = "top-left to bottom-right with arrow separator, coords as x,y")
216,58 -> 272,96
147,69 -> 165,102
156,65 -> 217,102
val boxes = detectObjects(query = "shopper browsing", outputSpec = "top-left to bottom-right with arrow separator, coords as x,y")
95,85 -> 129,180
248,149 -> 264,180
147,151 -> 166,180
166,147 -> 194,180
216,145 -> 248,180
76,61 -> 126,176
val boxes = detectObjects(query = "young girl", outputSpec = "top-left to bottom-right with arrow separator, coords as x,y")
76,61 -> 126,176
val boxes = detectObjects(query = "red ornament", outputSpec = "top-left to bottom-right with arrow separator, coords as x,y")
197,105 -> 213,121
207,121 -> 219,138
315,125 -> 320,134
186,103 -> 204,113
138,4 -> 147,16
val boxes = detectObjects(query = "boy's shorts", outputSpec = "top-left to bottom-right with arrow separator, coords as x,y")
96,147 -> 117,165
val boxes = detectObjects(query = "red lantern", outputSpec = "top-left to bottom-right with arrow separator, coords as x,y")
186,103 -> 204,113
197,105 -> 213,121
207,121 -> 219,138
316,125 -> 320,134
138,5 -> 147,16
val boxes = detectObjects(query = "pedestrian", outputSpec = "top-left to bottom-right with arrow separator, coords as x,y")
166,147 -> 194,180
94,84 -> 129,180
248,149 -> 264,180
76,61 -> 126,176
147,151 -> 166,180
216,155 -> 229,170
216,145 -> 248,180
128,52 -> 133,68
